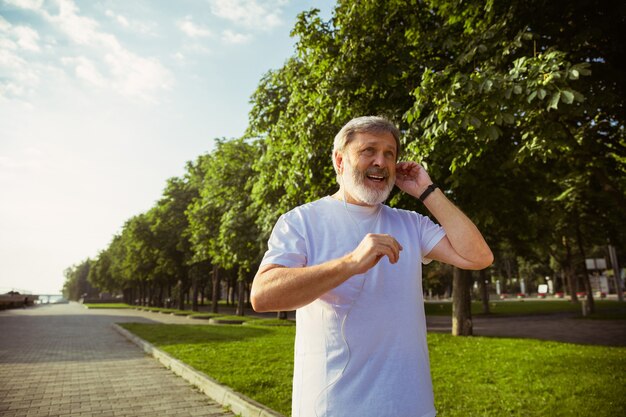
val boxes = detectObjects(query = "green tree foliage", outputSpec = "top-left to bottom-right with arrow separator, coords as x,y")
245,0 -> 625,326
66,0 -> 625,320
403,0 -> 625,308
187,138 -> 262,313
62,259 -> 97,301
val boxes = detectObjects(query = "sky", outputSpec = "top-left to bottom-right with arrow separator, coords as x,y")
0,0 -> 335,295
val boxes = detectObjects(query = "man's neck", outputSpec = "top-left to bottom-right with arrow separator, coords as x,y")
332,188 -> 376,207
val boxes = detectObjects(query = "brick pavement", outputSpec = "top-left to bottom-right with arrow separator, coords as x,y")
0,303 -> 235,417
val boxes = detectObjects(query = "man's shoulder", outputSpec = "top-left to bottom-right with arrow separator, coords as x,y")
277,197 -> 332,224
286,196 -> 333,215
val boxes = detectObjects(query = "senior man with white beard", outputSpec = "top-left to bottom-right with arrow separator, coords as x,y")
251,116 -> 493,417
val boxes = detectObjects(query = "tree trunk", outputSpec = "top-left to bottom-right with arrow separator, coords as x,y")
149,283 -> 156,306
228,274 -> 236,306
608,243 -> 624,302
479,269 -> 490,314
192,272 -> 199,312
575,224 -> 595,313
563,236 -> 579,302
277,311 -> 288,319
452,267 -> 473,336
139,281 -> 145,306
157,284 -> 164,307
123,288 -> 132,305
503,258 -> 513,295
236,270 -> 246,316
177,278 -> 185,310
211,266 -> 220,313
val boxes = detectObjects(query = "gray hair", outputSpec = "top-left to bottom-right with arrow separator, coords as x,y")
332,116 -> 401,176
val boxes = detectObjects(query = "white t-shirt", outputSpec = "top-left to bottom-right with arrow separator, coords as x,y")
261,196 -> 445,417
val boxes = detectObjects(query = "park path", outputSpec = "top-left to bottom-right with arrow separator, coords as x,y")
425,313 -> 626,346
0,303 -> 234,417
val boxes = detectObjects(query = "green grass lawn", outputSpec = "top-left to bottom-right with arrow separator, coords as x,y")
120,322 -> 626,417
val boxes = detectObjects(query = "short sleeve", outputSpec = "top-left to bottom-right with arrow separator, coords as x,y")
418,215 -> 446,264
260,213 -> 308,268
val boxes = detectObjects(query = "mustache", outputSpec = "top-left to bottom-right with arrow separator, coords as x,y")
365,167 -> 390,178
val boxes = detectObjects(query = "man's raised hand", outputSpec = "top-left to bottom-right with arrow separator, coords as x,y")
347,233 -> 403,275
395,161 -> 433,198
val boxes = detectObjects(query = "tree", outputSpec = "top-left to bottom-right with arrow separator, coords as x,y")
62,259 -> 96,301
188,138 -> 262,315
406,0 -> 626,314
247,0 -> 625,333
151,176 -> 199,309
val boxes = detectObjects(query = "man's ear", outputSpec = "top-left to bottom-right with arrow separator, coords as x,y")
333,150 -> 344,175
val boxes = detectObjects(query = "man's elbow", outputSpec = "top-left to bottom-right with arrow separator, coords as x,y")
471,250 -> 494,270
250,289 -> 270,313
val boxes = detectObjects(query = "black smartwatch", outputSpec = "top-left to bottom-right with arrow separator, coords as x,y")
419,183 -> 439,202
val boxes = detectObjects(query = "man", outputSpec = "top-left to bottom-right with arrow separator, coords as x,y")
251,116 -> 493,417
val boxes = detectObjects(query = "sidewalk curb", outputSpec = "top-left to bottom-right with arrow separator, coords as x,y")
112,323 -> 285,417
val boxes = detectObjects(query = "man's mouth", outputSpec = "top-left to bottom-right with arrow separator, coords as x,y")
365,168 -> 389,183
366,174 -> 386,182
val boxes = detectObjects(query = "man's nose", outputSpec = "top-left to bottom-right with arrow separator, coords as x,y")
372,151 -> 386,167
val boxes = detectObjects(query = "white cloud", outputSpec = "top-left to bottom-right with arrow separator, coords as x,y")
2,0 -> 44,11
105,49 -> 171,100
221,29 -> 251,44
0,0 -> 172,102
105,9 -> 155,35
14,25 -> 41,51
106,9 -> 129,27
0,15 -> 11,31
172,52 -> 185,62
210,0 -> 288,30
53,0 -> 100,45
61,56 -> 105,87
0,29 -> 40,97
177,16 -> 212,38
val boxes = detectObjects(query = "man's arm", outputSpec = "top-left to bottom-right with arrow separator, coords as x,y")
250,233 -> 403,312
395,162 -> 493,270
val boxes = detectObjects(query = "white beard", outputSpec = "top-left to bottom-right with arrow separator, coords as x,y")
342,156 -> 395,205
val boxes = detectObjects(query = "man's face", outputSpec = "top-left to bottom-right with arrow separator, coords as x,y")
340,131 -> 397,206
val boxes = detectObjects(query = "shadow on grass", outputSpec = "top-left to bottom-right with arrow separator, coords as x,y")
119,323 -> 274,346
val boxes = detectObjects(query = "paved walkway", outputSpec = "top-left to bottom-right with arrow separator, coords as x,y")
425,314 -> 626,346
0,303 -> 234,417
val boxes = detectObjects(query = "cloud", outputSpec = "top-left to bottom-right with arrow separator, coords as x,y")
1,0 -> 172,102
104,49 -> 171,100
14,25 -> 41,51
61,56 -> 105,87
105,9 -> 155,35
0,17 -> 40,97
2,0 -> 44,11
177,16 -> 212,38
105,9 -> 130,27
209,0 -> 288,31
221,29 -> 251,44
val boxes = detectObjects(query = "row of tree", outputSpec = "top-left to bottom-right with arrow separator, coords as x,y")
63,0 -> 625,334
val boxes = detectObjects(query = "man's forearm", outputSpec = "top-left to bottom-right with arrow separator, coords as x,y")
422,188 -> 493,268
250,256 -> 358,312
251,233 -> 403,312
